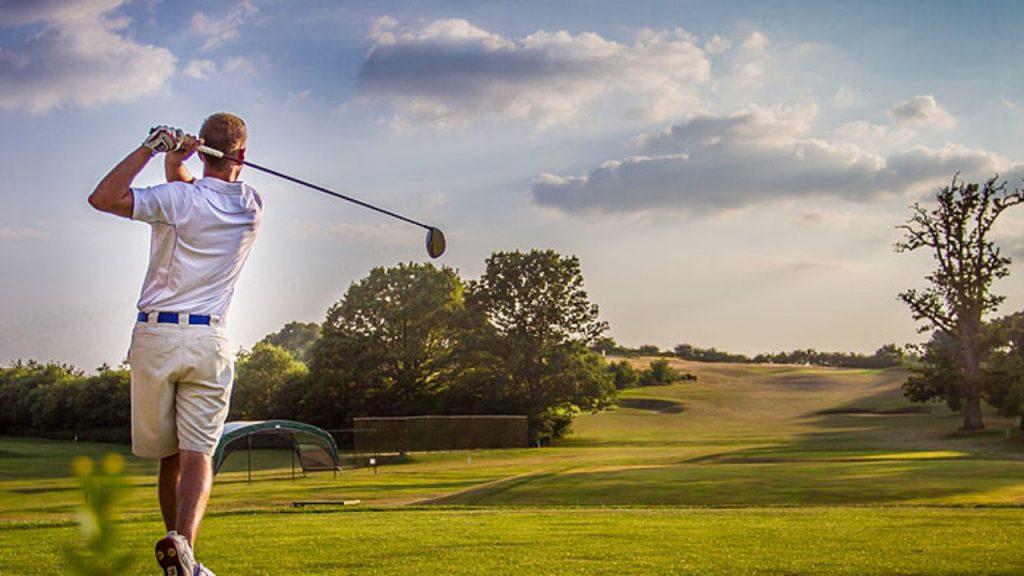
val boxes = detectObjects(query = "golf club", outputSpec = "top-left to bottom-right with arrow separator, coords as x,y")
197,144 -> 446,259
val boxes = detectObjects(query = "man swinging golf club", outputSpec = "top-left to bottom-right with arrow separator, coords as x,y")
89,113 -> 262,576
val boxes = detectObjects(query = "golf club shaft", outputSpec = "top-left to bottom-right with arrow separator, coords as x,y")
196,145 -> 431,231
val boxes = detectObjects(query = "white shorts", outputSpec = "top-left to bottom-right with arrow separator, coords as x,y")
129,320 -> 234,459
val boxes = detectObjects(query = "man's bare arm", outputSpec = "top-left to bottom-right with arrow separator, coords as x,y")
90,126 -> 190,218
88,147 -> 153,219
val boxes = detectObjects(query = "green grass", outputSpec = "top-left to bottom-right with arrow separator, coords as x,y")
3,507 -> 1023,575
2,358 -> 1023,573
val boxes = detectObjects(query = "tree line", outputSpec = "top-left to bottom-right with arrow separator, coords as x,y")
593,339 -> 906,369
0,361 -> 130,443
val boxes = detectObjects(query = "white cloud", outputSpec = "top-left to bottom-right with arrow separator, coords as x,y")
632,102 -> 819,152
0,0 -> 175,113
183,56 -> 261,80
703,34 -> 731,55
1001,96 -> 1019,111
0,0 -> 120,25
189,0 -> 259,51
183,59 -> 217,80
887,95 -> 956,129
886,144 -> 1017,188
224,56 -> 259,77
357,18 -> 711,127
835,120 -> 914,149
732,31 -> 770,80
532,104 -> 1018,215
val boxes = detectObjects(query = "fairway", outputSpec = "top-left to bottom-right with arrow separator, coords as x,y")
2,359 -> 1023,574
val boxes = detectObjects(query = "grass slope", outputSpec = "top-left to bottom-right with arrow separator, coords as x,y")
434,359 -> 1024,507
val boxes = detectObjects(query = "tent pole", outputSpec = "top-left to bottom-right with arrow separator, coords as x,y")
247,434 -> 252,484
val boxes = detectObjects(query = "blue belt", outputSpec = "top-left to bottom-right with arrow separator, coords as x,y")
137,311 -> 212,325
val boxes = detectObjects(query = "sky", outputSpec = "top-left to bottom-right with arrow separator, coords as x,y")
2,0 -> 1024,370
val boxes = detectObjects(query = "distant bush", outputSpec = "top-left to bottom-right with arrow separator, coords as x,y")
638,359 -> 696,386
607,360 -> 640,389
605,358 -> 697,388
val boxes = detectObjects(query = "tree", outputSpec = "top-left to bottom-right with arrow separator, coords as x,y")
591,337 -> 631,357
0,361 -> 81,431
985,311 -> 1024,428
895,175 -> 1024,430
637,344 -> 662,356
903,331 -> 964,411
607,360 -> 640,389
308,263 -> 463,427
260,321 -> 320,364
640,359 -> 681,386
231,342 -> 309,421
453,250 -> 615,441
870,344 -> 906,368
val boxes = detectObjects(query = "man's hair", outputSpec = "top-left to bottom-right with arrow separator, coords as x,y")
199,112 -> 247,170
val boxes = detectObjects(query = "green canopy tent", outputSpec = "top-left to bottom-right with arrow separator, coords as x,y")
213,420 -> 340,482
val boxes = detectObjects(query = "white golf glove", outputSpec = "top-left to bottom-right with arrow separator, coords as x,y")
143,125 -> 185,154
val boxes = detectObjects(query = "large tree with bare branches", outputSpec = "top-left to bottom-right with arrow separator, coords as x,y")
896,175 -> 1024,431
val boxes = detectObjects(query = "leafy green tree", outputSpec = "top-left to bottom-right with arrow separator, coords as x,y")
76,367 -> 131,432
0,361 -> 81,432
640,359 -> 681,386
607,360 -> 640,389
308,263 -> 463,427
985,312 -> 1024,428
232,342 -> 309,421
453,250 -> 615,442
260,321 -> 321,364
903,331 -> 964,411
895,175 -> 1024,430
870,344 -> 906,368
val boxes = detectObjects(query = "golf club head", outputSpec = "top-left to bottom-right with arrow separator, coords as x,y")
426,227 -> 446,259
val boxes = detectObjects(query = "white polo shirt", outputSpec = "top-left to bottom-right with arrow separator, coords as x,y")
131,177 -> 263,318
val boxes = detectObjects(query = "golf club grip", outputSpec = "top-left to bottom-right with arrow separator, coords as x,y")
196,144 -> 224,158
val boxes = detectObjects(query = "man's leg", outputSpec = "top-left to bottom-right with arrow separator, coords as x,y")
175,449 -> 213,545
158,454 -> 180,532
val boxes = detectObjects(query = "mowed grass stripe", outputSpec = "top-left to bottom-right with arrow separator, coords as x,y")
2,507 -> 1022,575
436,458 -> 1024,507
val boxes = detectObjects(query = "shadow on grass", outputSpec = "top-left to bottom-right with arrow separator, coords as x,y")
616,398 -> 685,414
